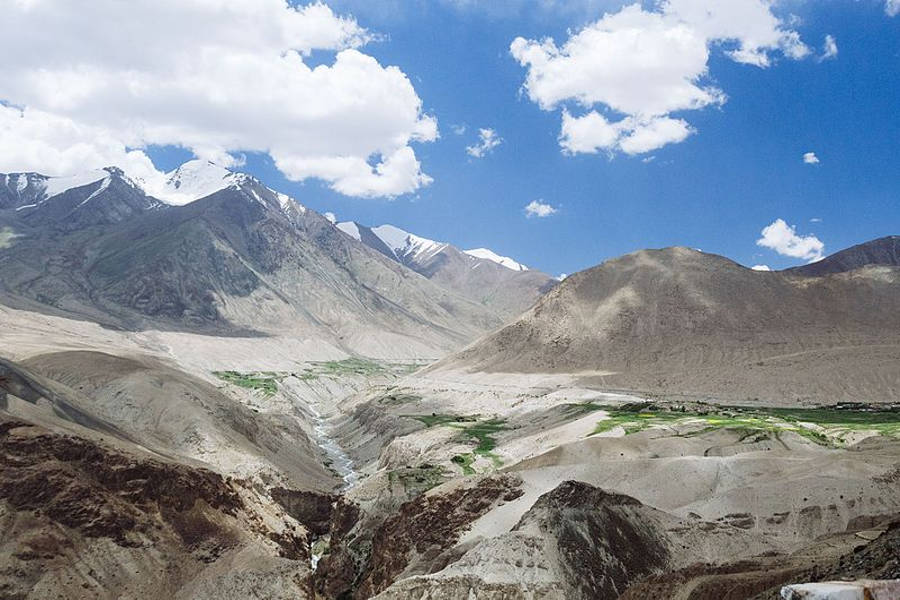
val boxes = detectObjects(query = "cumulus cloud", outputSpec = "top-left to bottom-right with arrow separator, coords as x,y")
559,110 -> 694,156
803,151 -> 820,164
821,34 -> 838,60
466,128 -> 502,158
751,264 -> 772,271
524,199 -> 558,218
0,1 -> 437,198
756,218 -> 825,262
511,1 -> 811,156
887,0 -> 900,17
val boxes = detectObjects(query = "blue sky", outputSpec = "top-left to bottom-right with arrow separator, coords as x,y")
3,1 -> 898,277
232,0 -> 898,276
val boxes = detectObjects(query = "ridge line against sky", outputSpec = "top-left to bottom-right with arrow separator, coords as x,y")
0,0 -> 898,276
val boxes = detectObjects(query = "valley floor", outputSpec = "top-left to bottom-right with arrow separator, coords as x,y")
1,307 -> 899,599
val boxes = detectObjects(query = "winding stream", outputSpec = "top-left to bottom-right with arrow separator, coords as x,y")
309,403 -> 358,489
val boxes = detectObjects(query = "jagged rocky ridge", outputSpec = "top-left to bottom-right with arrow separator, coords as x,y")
337,220 -> 555,319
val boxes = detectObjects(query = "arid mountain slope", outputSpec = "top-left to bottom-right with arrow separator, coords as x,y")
434,244 -> 900,403
788,235 -> 900,276
0,164 -> 503,358
0,352 -> 336,490
337,221 -> 555,319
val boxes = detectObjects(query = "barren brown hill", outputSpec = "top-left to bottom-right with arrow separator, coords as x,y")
434,243 -> 900,404
787,235 -> 900,277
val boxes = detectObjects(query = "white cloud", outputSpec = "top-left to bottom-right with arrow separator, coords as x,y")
559,110 -> 694,155
466,128 -> 502,158
451,124 -> 468,135
756,218 -> 825,262
324,212 -> 337,223
887,0 -> 900,17
821,34 -> 838,60
810,217 -> 822,223
751,264 -> 772,271
524,199 -> 558,218
511,1 -> 811,156
557,273 -> 568,281
803,151 -> 820,164
0,1 -> 437,198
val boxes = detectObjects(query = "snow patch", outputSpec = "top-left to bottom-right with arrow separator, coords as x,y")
276,191 -> 304,213
159,160 -> 244,206
41,170 -> 108,199
336,221 -> 362,241
371,224 -> 447,263
464,248 -> 528,271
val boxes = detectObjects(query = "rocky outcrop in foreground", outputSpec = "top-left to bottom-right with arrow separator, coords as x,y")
0,414 -> 334,600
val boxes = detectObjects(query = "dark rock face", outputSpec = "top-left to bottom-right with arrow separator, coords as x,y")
0,414 -> 337,598
271,488 -> 339,537
19,172 -> 164,232
0,417 -> 242,549
517,481 -> 671,599
314,474 -> 523,599
788,235 -> 900,276
310,499 -> 363,600
357,474 -> 524,598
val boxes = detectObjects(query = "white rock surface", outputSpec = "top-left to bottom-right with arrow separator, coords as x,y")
781,580 -> 900,600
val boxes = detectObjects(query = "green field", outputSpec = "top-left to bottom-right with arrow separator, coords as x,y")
302,358 -> 427,379
213,370 -> 285,396
590,405 -> 900,445
405,413 -> 509,472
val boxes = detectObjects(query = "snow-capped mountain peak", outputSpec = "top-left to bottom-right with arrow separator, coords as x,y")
155,159 -> 305,214
2,167 -> 146,212
371,224 -> 447,262
160,160 -> 249,206
464,248 -> 528,272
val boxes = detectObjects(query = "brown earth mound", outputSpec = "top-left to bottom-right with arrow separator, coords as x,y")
435,245 -> 900,404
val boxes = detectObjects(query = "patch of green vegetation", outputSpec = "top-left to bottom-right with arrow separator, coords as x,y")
317,358 -> 389,376
295,358 -> 431,381
465,419 -> 508,454
589,405 -> 900,446
451,453 -> 476,475
213,370 -> 285,396
295,369 -> 319,381
404,413 -> 510,469
762,407 -> 900,437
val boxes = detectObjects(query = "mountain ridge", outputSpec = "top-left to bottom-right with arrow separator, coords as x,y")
434,242 -> 900,403
0,162 -> 509,358
337,220 -> 555,319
